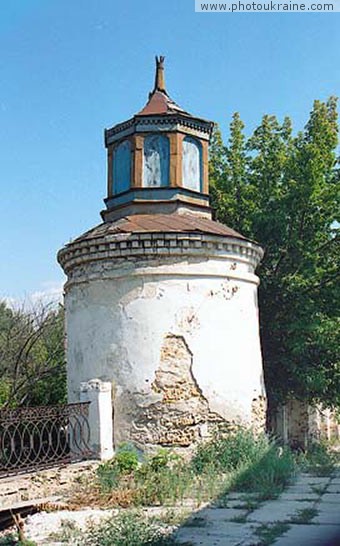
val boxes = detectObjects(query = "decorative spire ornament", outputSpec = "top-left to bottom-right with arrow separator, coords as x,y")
154,55 -> 166,93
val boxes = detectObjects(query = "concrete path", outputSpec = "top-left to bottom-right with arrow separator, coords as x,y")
174,471 -> 340,545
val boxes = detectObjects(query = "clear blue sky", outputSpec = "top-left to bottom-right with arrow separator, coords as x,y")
0,1 -> 339,302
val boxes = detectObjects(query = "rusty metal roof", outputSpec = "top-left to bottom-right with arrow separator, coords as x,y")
72,214 -> 246,243
137,90 -> 190,117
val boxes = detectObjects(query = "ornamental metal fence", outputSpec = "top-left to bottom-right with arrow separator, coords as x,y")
0,402 -> 92,477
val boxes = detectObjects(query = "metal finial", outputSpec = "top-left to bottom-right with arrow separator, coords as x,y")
154,55 -> 166,92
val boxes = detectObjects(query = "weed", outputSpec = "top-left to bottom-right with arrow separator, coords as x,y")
59,510 -> 177,546
96,462 -> 120,492
160,509 -> 189,526
191,428 -> 266,474
230,443 -> 296,498
255,522 -> 290,545
148,449 -> 181,472
229,494 -> 261,523
289,507 -> 318,524
0,535 -> 17,546
114,443 -> 140,474
183,516 -> 207,527
297,442 -> 336,476
70,429 -> 297,511
211,495 -> 229,508
190,430 -> 295,501
233,497 -> 261,511
49,519 -> 83,543
96,444 -> 140,495
311,484 -> 328,495
0,533 -> 37,546
134,461 -> 194,506
100,443 -> 139,476
230,514 -> 248,523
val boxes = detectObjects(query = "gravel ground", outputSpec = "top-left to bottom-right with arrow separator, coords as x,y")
24,508 -> 118,545
1,505 -> 186,545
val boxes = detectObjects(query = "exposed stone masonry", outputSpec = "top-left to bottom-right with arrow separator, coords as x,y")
251,395 -> 267,434
128,334 -> 224,449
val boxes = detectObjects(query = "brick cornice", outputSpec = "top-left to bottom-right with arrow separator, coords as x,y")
58,231 -> 263,279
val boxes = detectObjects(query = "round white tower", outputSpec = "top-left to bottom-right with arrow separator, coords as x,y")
58,57 -> 266,456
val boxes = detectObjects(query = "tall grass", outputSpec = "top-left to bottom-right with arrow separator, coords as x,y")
70,429 -> 296,510
230,443 -> 295,498
191,428 -> 267,473
192,429 -> 296,499
296,441 -> 337,476
62,430 -> 299,545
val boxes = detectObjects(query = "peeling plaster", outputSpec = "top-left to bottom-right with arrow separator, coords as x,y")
65,253 -> 265,451
126,334 -> 224,449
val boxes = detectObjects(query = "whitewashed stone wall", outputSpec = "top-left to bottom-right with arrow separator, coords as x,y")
62,233 -> 265,453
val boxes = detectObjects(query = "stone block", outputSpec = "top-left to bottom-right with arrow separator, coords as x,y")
174,522 -> 255,546
274,524 -> 340,546
248,500 -> 315,523
322,493 -> 340,503
314,503 -> 340,524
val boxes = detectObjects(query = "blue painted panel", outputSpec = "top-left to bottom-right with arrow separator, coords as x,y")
182,137 -> 202,192
113,140 -> 131,194
143,135 -> 169,187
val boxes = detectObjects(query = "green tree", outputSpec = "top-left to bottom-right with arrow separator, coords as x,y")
0,301 -> 66,408
210,114 -> 250,231
210,98 -> 340,414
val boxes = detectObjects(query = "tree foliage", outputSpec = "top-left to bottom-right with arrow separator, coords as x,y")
0,301 -> 66,408
210,98 -> 340,410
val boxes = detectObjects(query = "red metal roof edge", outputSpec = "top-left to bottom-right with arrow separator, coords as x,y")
67,214 -> 256,247
136,90 -> 190,117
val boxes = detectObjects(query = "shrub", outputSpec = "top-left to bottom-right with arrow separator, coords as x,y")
114,443 -> 140,474
97,443 -> 140,492
148,449 -> 180,472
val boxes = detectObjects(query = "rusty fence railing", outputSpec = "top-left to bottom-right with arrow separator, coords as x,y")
0,402 -> 92,477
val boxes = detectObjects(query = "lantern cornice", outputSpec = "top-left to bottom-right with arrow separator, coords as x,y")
105,113 -> 214,146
